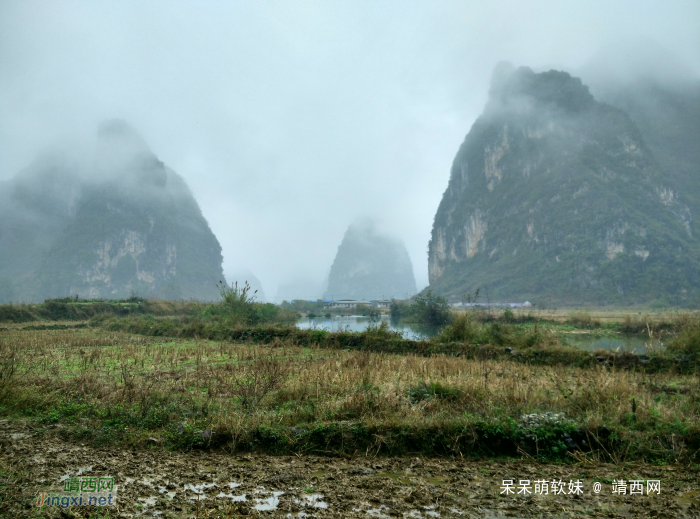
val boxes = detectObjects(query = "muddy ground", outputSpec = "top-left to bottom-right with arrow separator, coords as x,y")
1,419 -> 698,518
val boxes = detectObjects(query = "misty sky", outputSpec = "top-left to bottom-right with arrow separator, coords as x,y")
1,1 -> 699,301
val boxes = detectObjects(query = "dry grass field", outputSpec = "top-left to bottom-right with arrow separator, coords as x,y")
1,327 -> 698,460
1,297 -> 699,519
2,318 -> 700,517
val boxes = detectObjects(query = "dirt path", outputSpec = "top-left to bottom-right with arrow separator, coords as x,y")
1,419 -> 698,518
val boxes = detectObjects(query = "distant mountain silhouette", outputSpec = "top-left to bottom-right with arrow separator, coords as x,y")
0,120 -> 224,302
325,221 -> 416,300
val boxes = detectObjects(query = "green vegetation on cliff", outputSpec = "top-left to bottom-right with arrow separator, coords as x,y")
428,64 -> 700,306
0,120 -> 224,302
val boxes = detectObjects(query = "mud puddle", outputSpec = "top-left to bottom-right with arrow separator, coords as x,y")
1,419 -> 698,518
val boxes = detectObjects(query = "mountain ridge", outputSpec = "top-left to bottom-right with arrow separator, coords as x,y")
325,222 -> 417,301
0,121 -> 225,302
428,65 -> 700,305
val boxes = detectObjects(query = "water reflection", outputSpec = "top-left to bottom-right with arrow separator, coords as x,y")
563,334 -> 662,353
296,316 -> 664,353
296,315 -> 439,340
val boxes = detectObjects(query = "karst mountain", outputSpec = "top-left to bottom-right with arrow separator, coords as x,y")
325,222 -> 417,301
0,120 -> 224,302
428,64 -> 700,305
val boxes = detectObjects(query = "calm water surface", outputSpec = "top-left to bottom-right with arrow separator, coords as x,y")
563,334 -> 662,353
296,316 -> 662,352
296,315 -> 438,340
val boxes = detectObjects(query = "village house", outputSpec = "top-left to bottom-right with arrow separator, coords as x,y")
324,299 -> 372,309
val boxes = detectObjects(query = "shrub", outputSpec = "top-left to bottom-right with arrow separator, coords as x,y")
279,299 -> 325,313
407,381 -> 462,403
355,305 -> 381,320
566,311 -> 600,328
203,281 -> 297,326
362,320 -> 402,341
215,280 -> 259,323
389,299 -> 409,321
400,291 -> 451,326
667,315 -> 700,356
435,313 -> 481,343
232,356 -> 288,410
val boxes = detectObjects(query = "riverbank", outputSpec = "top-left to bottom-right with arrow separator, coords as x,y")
91,313 -> 698,374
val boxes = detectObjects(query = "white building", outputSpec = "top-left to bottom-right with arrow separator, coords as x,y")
325,299 -> 372,308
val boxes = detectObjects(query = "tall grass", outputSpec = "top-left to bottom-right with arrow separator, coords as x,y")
199,281 -> 297,326
565,311 -> 601,328
435,313 -> 481,342
1,326 -> 698,461
668,314 -> 700,356
433,312 -> 560,351
0,298 -> 205,323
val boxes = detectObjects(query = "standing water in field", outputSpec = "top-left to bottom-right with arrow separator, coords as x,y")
296,315 -> 439,340
297,316 -> 664,353
563,334 -> 662,353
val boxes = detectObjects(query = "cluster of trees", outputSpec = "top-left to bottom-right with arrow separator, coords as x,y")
279,300 -> 325,313
390,291 -> 451,326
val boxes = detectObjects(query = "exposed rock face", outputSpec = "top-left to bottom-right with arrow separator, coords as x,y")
592,80 -> 700,236
0,120 -> 224,302
325,222 -> 417,301
428,64 -> 700,305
